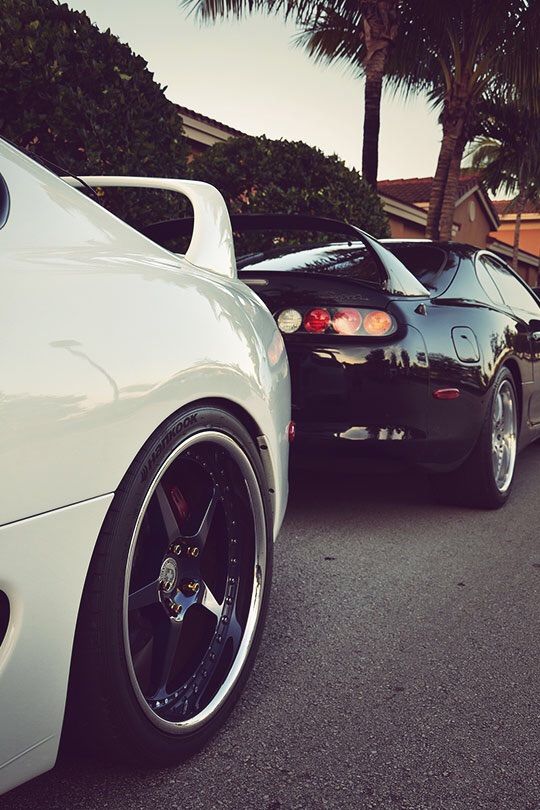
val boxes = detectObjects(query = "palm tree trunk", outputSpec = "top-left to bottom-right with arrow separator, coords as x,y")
512,193 -> 526,272
426,128 -> 460,240
362,47 -> 386,188
438,133 -> 467,241
426,83 -> 470,241
360,1 -> 398,189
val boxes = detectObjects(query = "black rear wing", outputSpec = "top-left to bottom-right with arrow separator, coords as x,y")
141,213 -> 366,246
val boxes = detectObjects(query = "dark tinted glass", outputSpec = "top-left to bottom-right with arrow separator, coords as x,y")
482,256 -> 539,313
384,244 -> 449,293
237,242 -> 385,286
476,259 -> 505,305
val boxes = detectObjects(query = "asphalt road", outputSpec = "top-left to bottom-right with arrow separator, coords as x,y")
3,447 -> 540,810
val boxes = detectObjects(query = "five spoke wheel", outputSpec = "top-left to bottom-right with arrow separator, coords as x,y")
123,431 -> 267,731
491,378 -> 517,493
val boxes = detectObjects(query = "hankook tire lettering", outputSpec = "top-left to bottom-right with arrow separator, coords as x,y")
140,413 -> 198,482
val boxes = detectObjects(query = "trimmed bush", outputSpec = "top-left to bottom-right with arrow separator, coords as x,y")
190,135 -> 390,242
0,0 -> 188,225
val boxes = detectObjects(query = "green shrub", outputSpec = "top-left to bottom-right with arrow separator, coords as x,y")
0,0 -> 188,225
190,135 -> 390,250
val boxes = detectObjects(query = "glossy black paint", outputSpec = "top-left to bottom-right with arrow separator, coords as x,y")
142,217 -> 540,472
243,239 -> 540,471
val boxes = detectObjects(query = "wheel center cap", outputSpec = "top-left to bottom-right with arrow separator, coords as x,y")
159,557 -> 178,594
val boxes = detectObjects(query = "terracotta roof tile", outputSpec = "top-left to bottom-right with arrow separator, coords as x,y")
494,198 -> 540,215
377,173 -> 481,205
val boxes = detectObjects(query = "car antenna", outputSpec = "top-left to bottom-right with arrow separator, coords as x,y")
2,136 -> 101,202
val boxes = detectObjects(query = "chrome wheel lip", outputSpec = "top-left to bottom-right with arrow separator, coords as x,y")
123,429 -> 266,734
491,379 -> 517,493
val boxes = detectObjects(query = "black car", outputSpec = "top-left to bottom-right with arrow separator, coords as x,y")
144,215 -> 540,509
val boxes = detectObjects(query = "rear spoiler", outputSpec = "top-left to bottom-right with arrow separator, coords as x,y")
141,213 -> 366,246
62,176 -> 236,279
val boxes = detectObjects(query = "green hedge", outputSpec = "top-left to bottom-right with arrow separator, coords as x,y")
190,135 -> 390,245
0,0 -> 188,225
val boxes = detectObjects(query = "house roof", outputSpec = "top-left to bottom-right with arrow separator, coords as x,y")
378,173 -> 498,230
488,236 -> 539,268
377,174 -> 481,206
175,104 -> 247,138
493,198 -> 540,216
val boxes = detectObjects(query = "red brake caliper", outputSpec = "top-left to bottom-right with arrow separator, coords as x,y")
169,485 -> 189,526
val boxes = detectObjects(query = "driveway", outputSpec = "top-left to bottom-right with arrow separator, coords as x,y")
2,446 -> 540,809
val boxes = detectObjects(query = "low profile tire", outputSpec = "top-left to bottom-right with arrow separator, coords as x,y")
67,405 -> 272,766
445,367 -> 518,509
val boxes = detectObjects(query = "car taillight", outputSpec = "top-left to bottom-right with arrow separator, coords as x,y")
333,308 -> 363,335
363,310 -> 394,336
277,308 -> 302,334
304,308 -> 331,333
276,307 -> 396,337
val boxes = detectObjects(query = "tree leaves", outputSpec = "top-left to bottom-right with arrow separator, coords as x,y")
189,134 -> 390,240
0,0 -> 189,226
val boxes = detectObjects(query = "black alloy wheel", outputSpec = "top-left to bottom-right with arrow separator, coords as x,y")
67,405 -> 272,765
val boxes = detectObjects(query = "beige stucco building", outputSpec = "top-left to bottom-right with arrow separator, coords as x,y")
379,175 -> 539,285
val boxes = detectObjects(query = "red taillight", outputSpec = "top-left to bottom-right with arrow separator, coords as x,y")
288,421 -> 296,443
333,308 -> 362,335
276,306 -> 395,337
304,308 -> 331,333
363,310 -> 393,336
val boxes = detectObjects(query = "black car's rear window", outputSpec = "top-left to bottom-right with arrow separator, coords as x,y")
237,242 -> 385,287
384,244 -> 449,294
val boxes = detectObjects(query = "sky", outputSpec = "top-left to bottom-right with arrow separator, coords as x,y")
68,0 -> 443,181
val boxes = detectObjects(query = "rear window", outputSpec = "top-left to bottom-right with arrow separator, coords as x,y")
384,244 -> 450,294
237,242 -> 385,287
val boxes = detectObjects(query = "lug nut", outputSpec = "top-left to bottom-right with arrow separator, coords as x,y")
187,546 -> 200,558
182,580 -> 200,596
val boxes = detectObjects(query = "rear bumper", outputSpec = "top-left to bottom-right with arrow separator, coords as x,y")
291,423 -> 471,470
286,327 -> 479,469
287,328 -> 429,439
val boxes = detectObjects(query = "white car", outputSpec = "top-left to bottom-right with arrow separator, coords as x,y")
0,139 -> 290,795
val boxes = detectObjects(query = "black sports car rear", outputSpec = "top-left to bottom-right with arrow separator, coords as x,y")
144,215 -> 540,509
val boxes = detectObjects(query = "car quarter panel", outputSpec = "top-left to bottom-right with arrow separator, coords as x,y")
0,495 -> 114,795
429,254 -> 536,453
0,143 -> 290,535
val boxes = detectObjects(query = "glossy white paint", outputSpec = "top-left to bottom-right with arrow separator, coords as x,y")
0,139 -> 290,795
62,175 -> 237,279
0,496 -> 114,792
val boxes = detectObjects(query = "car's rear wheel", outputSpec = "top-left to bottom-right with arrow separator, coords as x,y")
446,367 -> 518,509
67,405 -> 272,765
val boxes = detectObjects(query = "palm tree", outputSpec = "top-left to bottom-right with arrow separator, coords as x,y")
181,0 -> 400,189
386,0 -> 540,240
468,102 -> 540,271
184,0 -> 540,240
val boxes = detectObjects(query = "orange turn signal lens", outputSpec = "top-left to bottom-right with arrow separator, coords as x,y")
363,310 -> 393,336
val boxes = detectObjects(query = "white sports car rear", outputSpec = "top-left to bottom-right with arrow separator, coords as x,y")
0,139 -> 290,794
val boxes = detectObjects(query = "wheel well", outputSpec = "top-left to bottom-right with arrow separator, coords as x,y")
503,358 -> 522,422
187,397 -> 263,445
